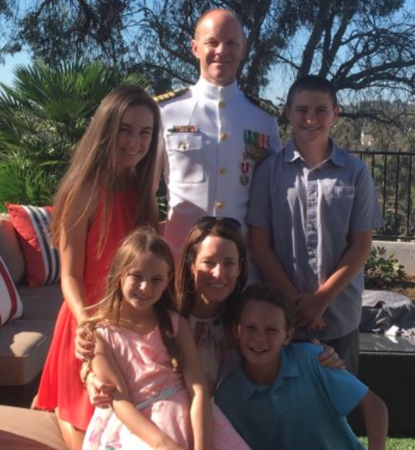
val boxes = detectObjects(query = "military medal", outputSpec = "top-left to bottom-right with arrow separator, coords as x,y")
168,125 -> 199,133
244,130 -> 269,163
240,173 -> 249,186
240,130 -> 270,186
240,161 -> 250,185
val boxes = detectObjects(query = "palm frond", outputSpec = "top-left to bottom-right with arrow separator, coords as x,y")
0,159 -> 55,207
0,60 -> 150,206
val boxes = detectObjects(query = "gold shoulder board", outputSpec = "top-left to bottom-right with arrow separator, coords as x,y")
153,87 -> 189,103
244,92 -> 279,117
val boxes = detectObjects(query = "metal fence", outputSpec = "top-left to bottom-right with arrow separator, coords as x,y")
350,150 -> 415,241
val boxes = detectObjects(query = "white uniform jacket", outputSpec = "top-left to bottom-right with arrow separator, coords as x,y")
158,77 -> 282,260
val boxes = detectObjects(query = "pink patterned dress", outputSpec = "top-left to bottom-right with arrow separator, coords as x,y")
83,312 -> 250,450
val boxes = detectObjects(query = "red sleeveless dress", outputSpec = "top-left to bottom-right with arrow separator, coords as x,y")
35,188 -> 137,430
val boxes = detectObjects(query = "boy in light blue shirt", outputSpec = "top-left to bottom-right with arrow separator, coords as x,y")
247,75 -> 384,373
214,284 -> 388,450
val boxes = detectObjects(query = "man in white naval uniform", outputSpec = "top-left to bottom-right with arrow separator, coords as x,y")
156,9 -> 282,276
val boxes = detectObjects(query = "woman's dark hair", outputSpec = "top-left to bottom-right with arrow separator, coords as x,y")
175,218 -> 247,321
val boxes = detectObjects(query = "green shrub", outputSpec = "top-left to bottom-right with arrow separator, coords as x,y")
364,246 -> 406,289
359,436 -> 415,449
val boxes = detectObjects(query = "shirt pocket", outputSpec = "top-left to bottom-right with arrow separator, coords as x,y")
166,134 -> 204,183
320,185 -> 355,218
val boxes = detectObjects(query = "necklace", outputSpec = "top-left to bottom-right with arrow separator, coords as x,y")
193,295 -> 223,319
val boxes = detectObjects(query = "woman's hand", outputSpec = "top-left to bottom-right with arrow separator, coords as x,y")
314,340 -> 346,370
85,372 -> 115,408
75,325 -> 95,360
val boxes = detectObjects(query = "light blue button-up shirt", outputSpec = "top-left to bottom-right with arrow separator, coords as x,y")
247,138 -> 384,340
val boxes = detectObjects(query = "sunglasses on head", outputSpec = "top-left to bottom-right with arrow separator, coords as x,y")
195,216 -> 242,232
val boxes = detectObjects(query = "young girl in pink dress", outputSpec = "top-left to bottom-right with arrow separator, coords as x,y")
82,228 -> 250,450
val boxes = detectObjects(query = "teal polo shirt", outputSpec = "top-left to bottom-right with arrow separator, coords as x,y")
214,343 -> 367,450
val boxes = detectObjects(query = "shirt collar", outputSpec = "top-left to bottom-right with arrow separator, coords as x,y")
193,77 -> 238,102
329,140 -> 346,167
239,346 -> 300,401
284,137 -> 345,168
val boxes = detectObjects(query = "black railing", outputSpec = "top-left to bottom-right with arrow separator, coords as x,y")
350,149 -> 415,241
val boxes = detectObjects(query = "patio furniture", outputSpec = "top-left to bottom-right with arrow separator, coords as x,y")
349,333 -> 415,437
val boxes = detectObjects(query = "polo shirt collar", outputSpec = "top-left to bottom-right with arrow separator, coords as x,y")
239,346 -> 300,400
194,77 -> 238,102
284,137 -> 345,168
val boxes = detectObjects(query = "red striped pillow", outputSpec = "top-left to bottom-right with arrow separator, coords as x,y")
0,255 -> 23,327
7,204 -> 60,287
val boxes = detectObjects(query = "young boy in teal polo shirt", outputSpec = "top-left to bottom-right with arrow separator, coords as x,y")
214,284 -> 388,450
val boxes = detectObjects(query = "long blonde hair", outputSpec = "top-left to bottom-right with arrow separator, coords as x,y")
51,86 -> 160,253
83,228 -> 181,372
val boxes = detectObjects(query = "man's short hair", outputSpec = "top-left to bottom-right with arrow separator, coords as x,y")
194,9 -> 244,40
286,75 -> 338,108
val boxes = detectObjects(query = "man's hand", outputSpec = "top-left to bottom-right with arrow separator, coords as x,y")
294,292 -> 329,331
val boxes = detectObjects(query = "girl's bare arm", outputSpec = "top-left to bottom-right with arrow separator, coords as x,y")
59,185 -> 96,324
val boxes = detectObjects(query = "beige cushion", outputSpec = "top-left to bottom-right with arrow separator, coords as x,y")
0,214 -> 25,284
0,406 -> 67,450
19,284 -> 63,321
0,320 -> 55,385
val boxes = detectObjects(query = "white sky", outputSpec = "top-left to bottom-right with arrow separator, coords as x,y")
0,51 -> 31,85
